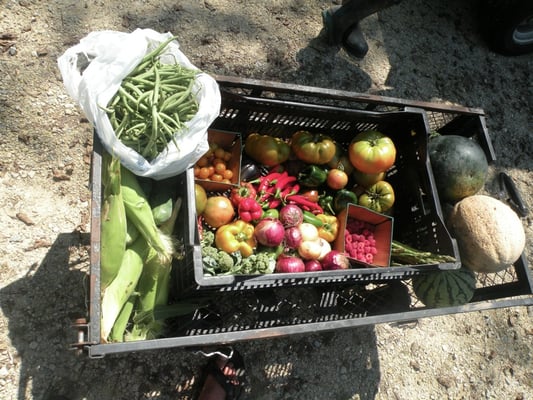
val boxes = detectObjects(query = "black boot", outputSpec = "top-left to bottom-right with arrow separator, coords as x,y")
343,24 -> 369,58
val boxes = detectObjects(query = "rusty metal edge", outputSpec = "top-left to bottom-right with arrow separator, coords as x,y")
213,75 -> 486,116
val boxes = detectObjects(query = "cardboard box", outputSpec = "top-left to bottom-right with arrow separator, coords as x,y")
195,129 -> 241,193
339,204 -> 393,267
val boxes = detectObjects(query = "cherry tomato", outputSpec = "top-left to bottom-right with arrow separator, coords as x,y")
198,167 -> 210,179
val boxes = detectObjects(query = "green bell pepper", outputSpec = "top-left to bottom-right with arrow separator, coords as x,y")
298,165 -> 328,187
333,189 -> 358,214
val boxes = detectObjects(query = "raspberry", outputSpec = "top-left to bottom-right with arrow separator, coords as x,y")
343,217 -> 378,264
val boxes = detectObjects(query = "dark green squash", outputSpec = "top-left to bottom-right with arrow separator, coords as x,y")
428,134 -> 488,203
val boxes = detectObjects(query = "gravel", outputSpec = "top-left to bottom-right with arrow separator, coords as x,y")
0,1 -> 532,399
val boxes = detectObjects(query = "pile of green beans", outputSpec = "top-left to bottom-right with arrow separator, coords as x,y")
106,37 -> 200,161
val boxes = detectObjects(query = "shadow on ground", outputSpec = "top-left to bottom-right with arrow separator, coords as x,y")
1,233 -> 381,399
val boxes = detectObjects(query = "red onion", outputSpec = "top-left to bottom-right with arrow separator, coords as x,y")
321,250 -> 350,270
305,259 -> 323,272
279,204 -> 304,227
276,254 -> 305,273
254,218 -> 285,247
284,226 -> 303,249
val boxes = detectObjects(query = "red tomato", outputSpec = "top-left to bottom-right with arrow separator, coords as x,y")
326,168 -> 349,190
202,196 -> 235,228
348,131 -> 396,174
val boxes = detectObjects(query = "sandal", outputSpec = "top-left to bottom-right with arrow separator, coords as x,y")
196,348 -> 246,400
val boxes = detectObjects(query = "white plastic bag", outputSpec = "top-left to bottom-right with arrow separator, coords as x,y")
57,28 -> 221,180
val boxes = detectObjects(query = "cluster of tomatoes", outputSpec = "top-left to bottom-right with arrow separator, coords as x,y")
193,143 -> 234,183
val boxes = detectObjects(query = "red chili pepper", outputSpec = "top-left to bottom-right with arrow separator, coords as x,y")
263,171 -> 283,182
269,198 -> 282,209
273,171 -> 297,190
279,183 -> 300,202
238,197 -> 263,222
256,176 -> 270,193
285,194 -> 324,214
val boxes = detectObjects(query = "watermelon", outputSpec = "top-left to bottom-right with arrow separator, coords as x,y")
412,268 -> 476,308
428,134 -> 488,203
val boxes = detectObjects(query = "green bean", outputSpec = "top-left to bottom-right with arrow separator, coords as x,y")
156,113 -> 178,136
131,36 -> 178,75
105,35 -> 202,161
160,91 -> 190,113
131,92 -> 151,113
114,113 -> 131,140
141,105 -> 159,159
109,111 -> 119,130
125,122 -> 147,135
117,87 -> 139,113
175,98 -> 198,114
125,63 -> 156,82
124,76 -> 157,89
158,111 -> 182,129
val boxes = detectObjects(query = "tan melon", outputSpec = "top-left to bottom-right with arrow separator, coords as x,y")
447,195 -> 525,273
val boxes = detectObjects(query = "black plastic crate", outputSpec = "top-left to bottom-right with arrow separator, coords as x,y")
80,237 -> 533,357
80,77 -> 532,358
176,87 -> 464,293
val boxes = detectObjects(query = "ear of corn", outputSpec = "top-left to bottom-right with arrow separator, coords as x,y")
100,235 -> 149,342
125,220 -> 140,246
120,165 -> 174,264
100,160 -> 186,342
125,197 -> 183,341
109,293 -> 137,342
159,197 -> 182,237
135,247 -> 167,314
100,153 -> 127,289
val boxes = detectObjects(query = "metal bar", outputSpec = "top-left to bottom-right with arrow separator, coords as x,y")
214,75 -> 486,116
88,134 -> 103,345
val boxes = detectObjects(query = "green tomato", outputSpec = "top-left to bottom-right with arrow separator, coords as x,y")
358,181 -> 395,213
291,130 -> 337,165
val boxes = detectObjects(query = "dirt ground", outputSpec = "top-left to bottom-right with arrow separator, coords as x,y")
1,0 -> 532,399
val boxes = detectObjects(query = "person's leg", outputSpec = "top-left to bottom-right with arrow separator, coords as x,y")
324,0 -> 403,45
